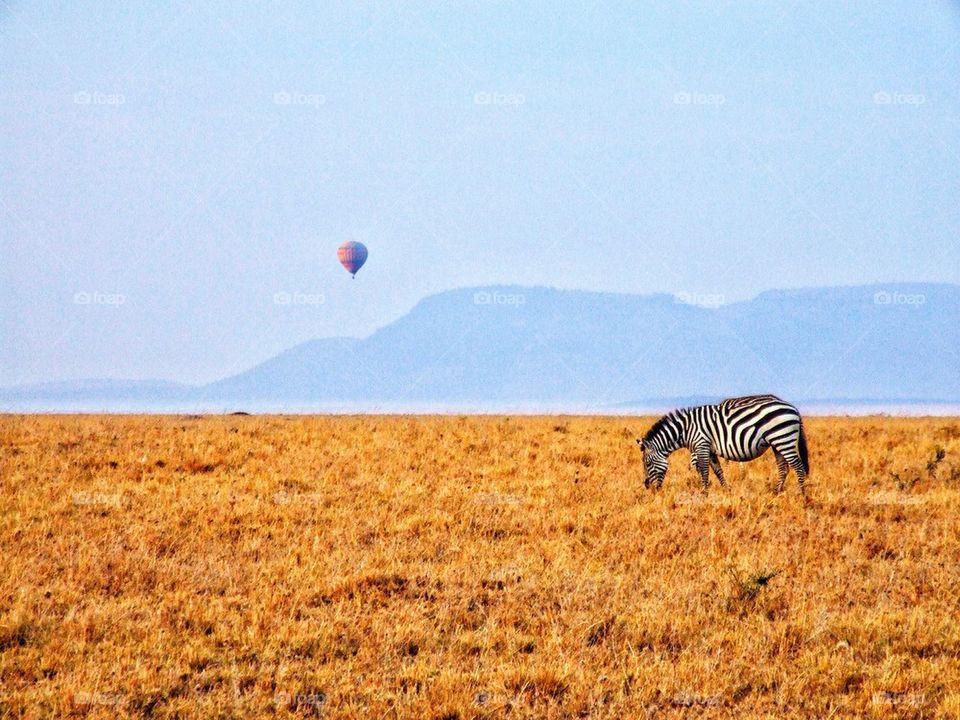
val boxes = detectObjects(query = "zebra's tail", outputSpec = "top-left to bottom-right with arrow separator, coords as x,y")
797,422 -> 810,475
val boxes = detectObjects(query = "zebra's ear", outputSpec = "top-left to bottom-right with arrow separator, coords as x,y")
637,438 -> 644,449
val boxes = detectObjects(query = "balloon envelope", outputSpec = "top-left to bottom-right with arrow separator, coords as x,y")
337,241 -> 368,277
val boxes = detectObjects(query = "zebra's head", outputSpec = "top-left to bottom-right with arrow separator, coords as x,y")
636,437 -> 668,489
638,412 -> 683,489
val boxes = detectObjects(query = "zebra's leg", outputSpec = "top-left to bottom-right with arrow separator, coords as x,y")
787,456 -> 808,496
709,452 -> 726,487
693,445 -> 711,492
771,441 -> 807,496
773,450 -> 789,493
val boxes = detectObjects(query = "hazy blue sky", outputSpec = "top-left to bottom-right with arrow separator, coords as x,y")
2,1 -> 959,385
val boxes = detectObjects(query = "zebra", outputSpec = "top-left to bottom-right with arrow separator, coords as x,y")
636,394 -> 810,494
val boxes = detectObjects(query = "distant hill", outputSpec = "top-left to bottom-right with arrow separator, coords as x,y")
3,283 -> 959,412
0,379 -> 194,403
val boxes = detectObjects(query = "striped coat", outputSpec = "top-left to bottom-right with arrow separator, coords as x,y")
637,394 -> 810,494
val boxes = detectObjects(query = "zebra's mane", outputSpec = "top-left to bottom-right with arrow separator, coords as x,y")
642,410 -> 684,444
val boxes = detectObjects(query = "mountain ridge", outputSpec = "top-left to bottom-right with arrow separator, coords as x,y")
3,282 -> 958,411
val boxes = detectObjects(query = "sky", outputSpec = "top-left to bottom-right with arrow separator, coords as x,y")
1,1 -> 959,386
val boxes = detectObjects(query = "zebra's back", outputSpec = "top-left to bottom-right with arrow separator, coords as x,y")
718,394 -> 787,411
708,395 -> 802,461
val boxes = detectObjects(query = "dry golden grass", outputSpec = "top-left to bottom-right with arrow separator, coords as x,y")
2,414 -> 959,719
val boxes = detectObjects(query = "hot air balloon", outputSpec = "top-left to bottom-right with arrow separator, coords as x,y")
337,240 -> 368,278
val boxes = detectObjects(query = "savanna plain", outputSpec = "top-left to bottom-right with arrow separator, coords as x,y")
2,415 -> 959,719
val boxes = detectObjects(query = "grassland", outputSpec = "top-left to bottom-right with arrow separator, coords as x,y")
1,414 -> 959,719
